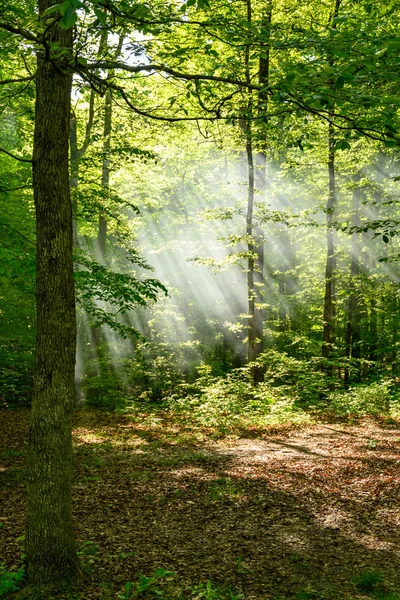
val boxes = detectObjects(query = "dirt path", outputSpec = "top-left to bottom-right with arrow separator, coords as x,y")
1,411 -> 400,599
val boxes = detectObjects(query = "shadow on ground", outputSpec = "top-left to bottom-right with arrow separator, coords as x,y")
1,409 -> 400,599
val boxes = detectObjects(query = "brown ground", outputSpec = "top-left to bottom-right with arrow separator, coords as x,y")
1,410 -> 400,599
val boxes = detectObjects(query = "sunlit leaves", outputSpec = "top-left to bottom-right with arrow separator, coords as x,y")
74,251 -> 168,338
44,0 -> 84,29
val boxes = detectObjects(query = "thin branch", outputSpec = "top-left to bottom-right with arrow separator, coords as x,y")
0,184 -> 31,192
285,93 -> 399,143
0,76 -> 35,85
0,223 -> 35,245
0,147 -> 32,163
0,22 -> 41,44
79,60 -> 261,90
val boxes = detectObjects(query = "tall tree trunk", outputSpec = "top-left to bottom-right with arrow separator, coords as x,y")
244,130 -> 264,383
70,90 -> 95,407
321,0 -> 342,377
344,172 -> 362,387
97,88 -> 112,261
369,298 -> 378,363
251,6 -> 273,379
243,0 -> 267,383
245,128 -> 258,366
70,113 -> 80,248
322,124 -> 337,375
26,0 -> 80,589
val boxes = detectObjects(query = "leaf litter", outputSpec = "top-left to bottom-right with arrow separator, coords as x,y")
1,409 -> 400,599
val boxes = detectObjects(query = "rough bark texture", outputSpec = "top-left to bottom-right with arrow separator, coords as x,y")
26,1 -> 80,587
322,125 -> 336,373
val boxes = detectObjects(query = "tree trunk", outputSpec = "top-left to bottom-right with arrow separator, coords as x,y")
322,124 -> 337,375
97,89 -> 112,261
245,130 -> 258,363
369,298 -> 378,363
70,113 -> 80,248
321,0 -> 342,377
344,172 -> 362,387
26,1 -> 80,588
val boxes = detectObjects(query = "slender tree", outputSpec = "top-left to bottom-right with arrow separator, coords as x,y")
344,172 -> 362,386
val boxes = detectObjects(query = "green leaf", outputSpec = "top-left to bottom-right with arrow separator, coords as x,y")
59,5 -> 78,29
335,75 -> 345,89
336,140 -> 351,151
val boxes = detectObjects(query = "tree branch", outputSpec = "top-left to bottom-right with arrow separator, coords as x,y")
0,223 -> 35,245
0,21 -> 41,44
79,60 -> 261,90
0,147 -> 33,163
0,76 -> 35,85
0,184 -> 31,192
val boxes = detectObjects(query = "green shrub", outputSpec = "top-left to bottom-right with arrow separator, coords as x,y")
256,350 -> 330,406
118,568 -> 174,599
353,570 -> 385,593
162,363 -> 311,431
0,563 -> 25,597
191,580 -> 244,599
325,381 -> 396,416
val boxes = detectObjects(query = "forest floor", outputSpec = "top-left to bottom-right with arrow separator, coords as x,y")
1,409 -> 400,599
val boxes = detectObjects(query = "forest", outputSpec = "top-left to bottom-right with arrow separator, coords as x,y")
0,0 -> 400,598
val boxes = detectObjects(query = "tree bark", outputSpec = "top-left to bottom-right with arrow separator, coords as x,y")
321,0 -> 342,377
321,124 -> 337,375
26,0 -> 80,588
242,0 -> 266,383
344,172 -> 362,387
97,89 -> 112,261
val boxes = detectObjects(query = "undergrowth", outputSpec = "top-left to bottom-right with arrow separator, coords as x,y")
121,355 -> 400,435
0,563 -> 25,597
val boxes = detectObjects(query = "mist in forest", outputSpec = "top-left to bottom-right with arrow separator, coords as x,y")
74,144 -> 400,399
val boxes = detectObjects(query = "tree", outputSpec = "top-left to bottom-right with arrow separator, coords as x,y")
25,0 -> 81,589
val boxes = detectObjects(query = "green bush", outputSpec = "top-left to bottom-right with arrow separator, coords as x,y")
324,381 -> 397,416
0,563 -> 25,597
256,350 -> 330,406
162,363 -> 311,431
353,570 -> 385,593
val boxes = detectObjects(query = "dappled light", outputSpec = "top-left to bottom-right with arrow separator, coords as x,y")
1,0 -> 400,597
2,410 -> 400,598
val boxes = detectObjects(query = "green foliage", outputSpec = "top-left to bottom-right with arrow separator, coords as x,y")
256,350 -> 330,405
162,363 -> 312,432
119,568 -> 175,599
208,477 -> 241,502
77,540 -> 100,572
0,563 -> 25,597
295,590 -> 324,600
75,251 -> 168,339
191,580 -> 244,600
353,570 -> 385,593
323,381 -> 398,416
77,541 -> 99,557
82,361 -> 126,411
